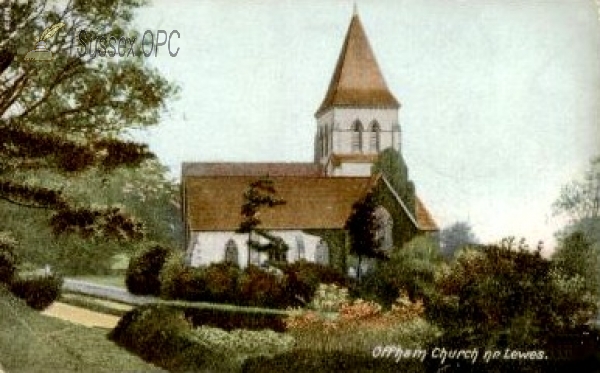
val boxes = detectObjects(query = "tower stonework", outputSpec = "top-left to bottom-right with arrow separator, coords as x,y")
315,11 -> 402,176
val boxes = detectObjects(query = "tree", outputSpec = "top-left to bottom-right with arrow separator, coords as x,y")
237,176 -> 287,267
344,192 -> 387,282
0,1 -> 176,241
553,156 -> 600,222
439,221 -> 478,258
552,231 -> 600,297
430,237 -> 598,350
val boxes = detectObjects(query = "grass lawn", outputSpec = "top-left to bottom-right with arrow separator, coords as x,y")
0,286 -> 165,373
71,275 -> 126,288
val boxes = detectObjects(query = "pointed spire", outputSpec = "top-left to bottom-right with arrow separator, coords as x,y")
316,10 -> 400,117
353,3 -> 358,16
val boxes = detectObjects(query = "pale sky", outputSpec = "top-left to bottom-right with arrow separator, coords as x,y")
131,0 -> 600,253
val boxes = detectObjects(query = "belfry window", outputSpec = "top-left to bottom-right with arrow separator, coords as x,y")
351,120 -> 363,152
369,121 -> 380,152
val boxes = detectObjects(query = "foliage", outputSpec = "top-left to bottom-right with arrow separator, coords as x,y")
279,260 -> 348,307
429,238 -> 598,349
0,0 -> 177,240
237,265 -> 285,308
0,287 -> 165,373
109,305 -> 233,372
360,235 -> 443,306
9,273 -> 62,310
285,292 -> 439,354
309,283 -> 349,313
371,147 -> 416,215
242,349 -> 426,373
183,306 -> 288,332
344,192 -> 387,281
552,231 -> 600,297
191,326 -> 294,364
553,156 -> 600,222
237,176 -> 287,263
161,257 -> 349,309
125,243 -> 173,295
0,232 -> 18,284
439,221 -> 478,258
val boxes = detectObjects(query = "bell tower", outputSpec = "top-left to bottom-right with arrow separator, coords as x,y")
314,10 -> 402,176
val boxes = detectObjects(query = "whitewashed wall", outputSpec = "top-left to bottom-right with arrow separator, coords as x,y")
187,230 -> 326,268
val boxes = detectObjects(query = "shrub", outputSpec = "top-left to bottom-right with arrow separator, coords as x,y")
126,244 -> 173,295
204,262 -> 241,303
238,265 -> 285,308
280,260 -> 348,307
109,304 -> 233,372
10,274 -> 63,310
0,233 -> 18,285
285,291 -> 438,353
183,307 -> 287,332
191,325 -> 294,364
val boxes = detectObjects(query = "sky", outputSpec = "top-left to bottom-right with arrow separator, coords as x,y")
130,0 -> 600,254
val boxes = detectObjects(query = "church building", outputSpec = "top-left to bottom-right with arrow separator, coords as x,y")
182,10 -> 438,272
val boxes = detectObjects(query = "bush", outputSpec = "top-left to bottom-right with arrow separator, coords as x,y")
126,244 -> 173,295
109,304 -> 233,372
238,265 -> 285,308
280,260 -> 348,307
191,325 -> 294,364
0,233 -> 18,285
204,262 -> 241,303
10,274 -> 63,310
183,307 -> 287,332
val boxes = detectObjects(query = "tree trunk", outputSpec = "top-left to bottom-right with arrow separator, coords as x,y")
357,255 -> 362,283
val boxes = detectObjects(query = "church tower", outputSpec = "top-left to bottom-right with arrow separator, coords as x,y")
315,10 -> 402,176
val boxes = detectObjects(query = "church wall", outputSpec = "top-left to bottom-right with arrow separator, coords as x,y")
187,230 -> 324,268
330,162 -> 372,176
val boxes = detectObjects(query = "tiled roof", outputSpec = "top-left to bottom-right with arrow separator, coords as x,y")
316,13 -> 400,116
182,162 -> 323,177
183,171 -> 438,232
416,197 -> 438,231
184,176 -> 374,231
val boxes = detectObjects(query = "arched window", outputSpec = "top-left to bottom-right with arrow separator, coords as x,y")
369,121 -> 380,152
224,239 -> 239,265
295,235 -> 305,260
315,239 -> 329,265
374,206 -> 393,251
351,120 -> 363,152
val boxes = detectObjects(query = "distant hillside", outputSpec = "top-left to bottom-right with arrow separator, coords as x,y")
0,286 -> 165,373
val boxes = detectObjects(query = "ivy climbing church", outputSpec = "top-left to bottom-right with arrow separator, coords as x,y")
181,9 -> 438,273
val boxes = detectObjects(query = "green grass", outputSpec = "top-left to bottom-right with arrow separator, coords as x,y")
71,275 -> 126,288
60,293 -> 132,317
0,286 -> 165,373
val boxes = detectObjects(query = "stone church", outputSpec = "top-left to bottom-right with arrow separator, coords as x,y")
182,10 -> 438,272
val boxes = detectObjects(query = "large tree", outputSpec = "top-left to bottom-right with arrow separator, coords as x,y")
0,1 -> 176,240
439,221 -> 478,258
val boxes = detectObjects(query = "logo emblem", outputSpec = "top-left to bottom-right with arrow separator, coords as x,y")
24,22 -> 65,61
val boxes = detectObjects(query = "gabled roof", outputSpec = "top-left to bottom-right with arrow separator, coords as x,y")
183,169 -> 439,233
184,176 -> 374,231
416,197 -> 439,231
182,162 -> 323,177
316,12 -> 400,116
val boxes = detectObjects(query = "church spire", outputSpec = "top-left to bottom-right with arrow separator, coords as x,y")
315,9 -> 400,117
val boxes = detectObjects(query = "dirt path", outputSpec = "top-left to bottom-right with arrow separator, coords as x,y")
42,302 -> 120,329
